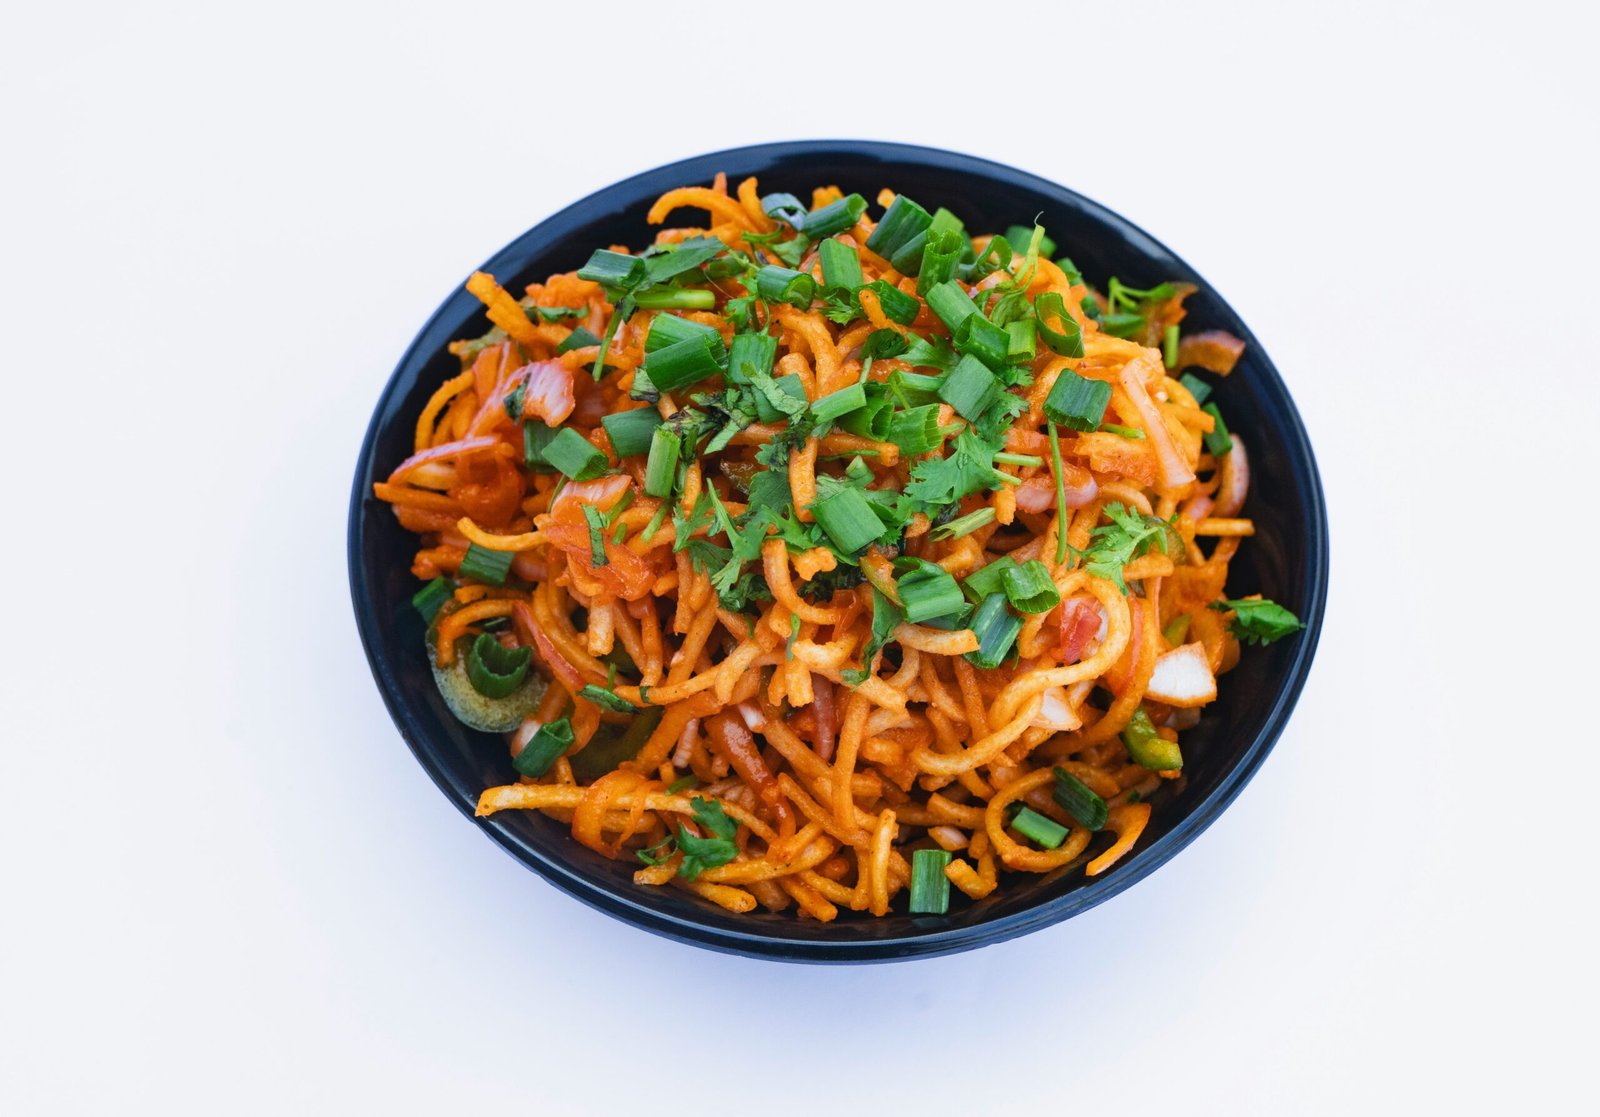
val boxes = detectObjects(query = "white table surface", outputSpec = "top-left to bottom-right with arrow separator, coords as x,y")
5,2 -> 1594,1112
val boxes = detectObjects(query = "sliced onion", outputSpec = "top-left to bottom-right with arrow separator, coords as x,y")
1031,685 -> 1083,732
1145,643 -> 1217,708
1213,435 -> 1250,517
1014,463 -> 1098,513
550,473 -> 633,520
1119,356 -> 1195,490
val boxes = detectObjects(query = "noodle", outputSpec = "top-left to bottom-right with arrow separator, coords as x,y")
379,174 -> 1302,921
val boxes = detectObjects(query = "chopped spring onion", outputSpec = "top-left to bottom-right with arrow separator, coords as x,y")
818,238 -> 863,291
513,717 -> 575,778
646,312 -> 725,356
887,370 -> 945,407
464,632 -> 533,698
811,484 -> 883,555
458,542 -> 514,585
1002,559 -> 1061,614
938,354 -> 1000,422
541,428 -> 609,481
1009,805 -> 1068,849
864,194 -> 934,260
1042,369 -> 1112,431
755,265 -> 816,307
839,392 -> 894,441
556,325 -> 603,354
523,421 -> 558,470
1122,707 -> 1183,770
633,287 -> 716,311
862,328 -> 908,359
803,193 -> 867,239
1004,224 -> 1056,259
925,280 -> 979,332
1179,371 -> 1212,405
643,235 -> 726,284
1202,403 -> 1233,456
411,577 -> 453,624
727,331 -> 778,385
962,556 -> 1017,601
601,407 -> 663,458
930,506 -> 996,542
888,403 -> 943,454
916,227 -> 965,294
810,383 -> 868,426
1163,324 -> 1180,368
604,488 -> 635,526
954,312 -> 1010,370
643,425 -> 681,498
641,335 -> 724,394
908,848 -> 953,914
576,249 -> 645,290
993,452 -> 1044,468
1006,318 -> 1037,363
861,280 -> 919,325
1034,291 -> 1085,358
965,593 -> 1022,669
664,773 -> 697,795
581,504 -> 608,567
897,560 -> 967,624
1100,423 -> 1146,439
1051,767 -> 1109,831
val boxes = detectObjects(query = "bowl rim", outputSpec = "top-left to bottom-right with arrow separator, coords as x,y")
347,139 -> 1329,963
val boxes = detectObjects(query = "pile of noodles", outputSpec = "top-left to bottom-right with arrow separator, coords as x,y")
375,174 -> 1257,921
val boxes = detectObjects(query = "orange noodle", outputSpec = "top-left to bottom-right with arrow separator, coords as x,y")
375,174 -> 1304,921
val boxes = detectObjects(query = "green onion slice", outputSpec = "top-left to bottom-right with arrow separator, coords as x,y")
908,848 -> 953,914
897,560 -> 967,624
601,407 -> 663,458
458,543 -> 514,586
513,717 -> 575,778
1009,805 -> 1068,849
1002,560 -> 1061,614
1035,292 -> 1085,357
464,632 -> 533,699
411,577 -> 453,623
965,593 -> 1022,669
1051,767 -> 1110,831
1042,369 -> 1112,432
541,428 -> 609,481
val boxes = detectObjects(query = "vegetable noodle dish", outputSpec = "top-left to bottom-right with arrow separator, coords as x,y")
375,174 -> 1303,921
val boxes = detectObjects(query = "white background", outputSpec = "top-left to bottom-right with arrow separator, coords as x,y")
4,1 -> 1595,1112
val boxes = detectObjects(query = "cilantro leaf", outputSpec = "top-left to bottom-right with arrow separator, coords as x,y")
903,429 -> 1005,507
1213,597 -> 1303,646
748,368 -> 808,421
676,797 -> 740,879
1080,502 -> 1180,592
901,333 -> 958,372
842,588 -> 904,686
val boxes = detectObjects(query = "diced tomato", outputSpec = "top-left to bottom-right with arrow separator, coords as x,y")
1057,596 -> 1102,664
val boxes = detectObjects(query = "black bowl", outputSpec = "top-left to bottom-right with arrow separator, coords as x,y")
348,141 -> 1327,963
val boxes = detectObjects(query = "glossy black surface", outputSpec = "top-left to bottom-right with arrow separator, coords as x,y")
348,141 -> 1328,963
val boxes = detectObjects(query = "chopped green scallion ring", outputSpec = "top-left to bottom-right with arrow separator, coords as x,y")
458,542 -> 514,585
1043,369 -> 1112,431
633,287 -> 716,311
1002,560 -> 1061,614
541,428 -> 609,481
965,593 -> 1022,669
864,194 -> 933,260
576,249 -> 645,290
861,280 -> 919,325
897,560 -> 967,624
601,407 -> 663,458
556,325 -> 603,355
810,383 -> 868,426
953,313 -> 1010,370
803,193 -> 868,240
411,577 -> 453,623
643,425 -> 681,498
1202,403 -> 1233,456
641,335 -> 724,394
513,717 -> 575,778
924,280 -> 979,332
818,237 -> 864,291
1034,291 -> 1085,357
937,354 -> 1000,422
1179,371 -> 1212,404
1009,805 -> 1068,849
916,227 -> 965,295
1051,767 -> 1109,830
727,331 -> 778,385
908,848 -> 953,914
754,265 -> 816,307
464,632 -> 533,699
810,485 -> 883,555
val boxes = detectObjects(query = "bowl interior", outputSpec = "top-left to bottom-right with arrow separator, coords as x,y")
349,142 -> 1326,961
